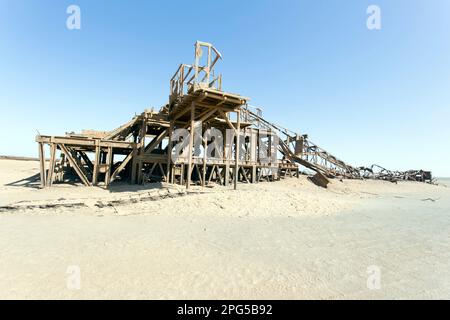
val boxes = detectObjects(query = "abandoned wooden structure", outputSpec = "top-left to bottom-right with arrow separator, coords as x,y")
36,41 -> 432,189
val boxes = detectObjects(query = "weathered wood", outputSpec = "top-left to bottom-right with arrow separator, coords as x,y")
36,135 -> 135,149
131,146 -> 138,184
59,144 -> 91,186
310,171 -> 330,188
186,102 -> 195,190
38,142 -> 46,188
110,150 -> 134,183
218,109 -> 236,132
234,110 -> 241,190
202,135 -> 207,187
144,129 -> 168,154
92,143 -> 101,185
46,143 -> 57,187
166,121 -> 174,183
105,147 -> 113,186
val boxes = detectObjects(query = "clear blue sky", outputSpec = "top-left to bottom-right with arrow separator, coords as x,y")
1,0 -> 449,176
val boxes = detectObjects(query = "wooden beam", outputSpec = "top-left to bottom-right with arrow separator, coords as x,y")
158,163 -> 167,182
92,143 -> 100,185
130,145 -> 138,184
218,109 -> 236,132
202,135 -> 207,187
46,143 -> 57,187
166,121 -> 174,183
105,147 -> 113,186
234,110 -> 241,190
144,129 -> 168,154
186,102 -> 195,189
38,142 -> 46,188
36,135 -> 135,149
59,144 -> 91,186
207,165 -> 216,184
110,150 -> 134,183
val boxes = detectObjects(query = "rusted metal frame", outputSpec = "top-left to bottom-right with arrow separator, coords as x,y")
59,144 -> 91,186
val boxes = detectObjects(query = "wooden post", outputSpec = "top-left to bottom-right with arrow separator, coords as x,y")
92,141 -> 100,185
252,165 -> 257,183
224,122 -> 230,186
137,115 -> 147,184
105,147 -> 113,186
46,143 -> 57,187
234,110 -> 241,190
202,131 -> 207,187
180,164 -> 184,185
166,120 -> 174,183
38,142 -> 46,188
131,145 -> 138,184
186,102 -> 195,189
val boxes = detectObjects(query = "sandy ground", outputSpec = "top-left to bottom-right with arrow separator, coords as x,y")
0,159 -> 449,299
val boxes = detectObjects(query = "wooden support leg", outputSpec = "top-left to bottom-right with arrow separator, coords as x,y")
252,165 -> 257,183
137,160 -> 143,184
46,143 -> 57,187
180,164 -> 184,185
202,137 -> 207,187
170,166 -> 175,184
225,163 -> 230,186
131,146 -> 138,184
166,121 -> 173,183
93,143 -> 100,185
38,142 -> 46,188
186,102 -> 195,190
234,110 -> 241,190
105,147 -> 113,186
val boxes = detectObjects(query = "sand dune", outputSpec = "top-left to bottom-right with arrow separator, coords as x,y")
0,159 -> 449,299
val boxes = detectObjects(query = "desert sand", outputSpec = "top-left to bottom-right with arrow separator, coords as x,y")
0,158 -> 449,299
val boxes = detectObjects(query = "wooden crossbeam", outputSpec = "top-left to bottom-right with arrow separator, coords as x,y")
207,165 -> 215,184
59,144 -> 91,186
110,150 -> 134,184
218,109 -> 236,132
240,167 -> 250,183
158,163 -> 167,181
78,150 -> 93,171
145,129 -> 168,154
